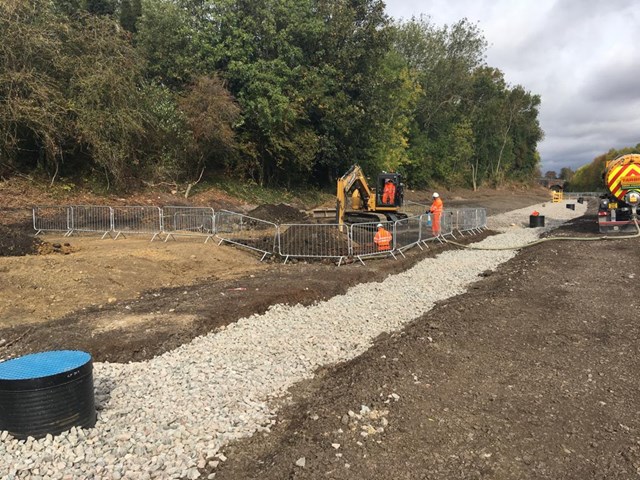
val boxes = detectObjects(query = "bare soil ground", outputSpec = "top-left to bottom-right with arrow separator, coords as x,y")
8,183 -> 636,479
211,209 -> 640,480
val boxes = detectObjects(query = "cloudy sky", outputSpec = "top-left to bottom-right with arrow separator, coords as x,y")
384,0 -> 640,174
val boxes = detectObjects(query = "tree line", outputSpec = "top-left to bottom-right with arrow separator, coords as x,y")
0,0 -> 543,190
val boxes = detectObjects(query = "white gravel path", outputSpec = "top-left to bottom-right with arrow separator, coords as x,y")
0,201 -> 587,479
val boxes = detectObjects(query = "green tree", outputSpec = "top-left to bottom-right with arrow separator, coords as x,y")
85,0 -> 116,15
559,167 -> 574,181
0,0 -> 71,179
52,0 -> 84,15
394,16 -> 487,187
178,75 -> 241,177
0,0 -> 187,187
62,14 -> 148,186
137,0 -> 196,86
120,0 -> 142,33
305,0 -> 401,182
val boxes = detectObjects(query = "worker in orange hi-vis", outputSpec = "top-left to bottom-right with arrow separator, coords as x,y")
382,179 -> 396,205
373,223 -> 392,251
429,192 -> 443,236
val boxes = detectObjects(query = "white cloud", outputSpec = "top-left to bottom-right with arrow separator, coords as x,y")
385,0 -> 640,172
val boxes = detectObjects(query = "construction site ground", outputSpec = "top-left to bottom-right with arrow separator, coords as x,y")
2,184 -> 638,479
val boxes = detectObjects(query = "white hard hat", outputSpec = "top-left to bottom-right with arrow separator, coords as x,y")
432,192 -> 440,198
377,223 -> 383,228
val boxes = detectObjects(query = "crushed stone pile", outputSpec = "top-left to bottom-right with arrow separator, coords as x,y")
0,202 -> 587,479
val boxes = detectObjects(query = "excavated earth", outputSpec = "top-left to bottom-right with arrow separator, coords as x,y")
2,191 -> 639,479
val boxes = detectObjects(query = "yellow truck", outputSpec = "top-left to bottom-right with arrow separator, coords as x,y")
598,153 -> 640,233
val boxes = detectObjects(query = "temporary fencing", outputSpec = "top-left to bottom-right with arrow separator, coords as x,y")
71,206 -> 113,239
30,204 -> 488,263
111,206 -> 163,241
455,208 -> 482,235
563,191 -> 603,199
33,206 -> 73,236
440,210 -> 455,238
393,216 -> 423,255
477,208 -> 487,230
419,210 -> 452,244
277,223 -> 350,265
162,206 -> 215,243
215,210 -> 277,261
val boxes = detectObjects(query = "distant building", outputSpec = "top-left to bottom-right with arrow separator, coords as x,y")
539,178 -> 565,191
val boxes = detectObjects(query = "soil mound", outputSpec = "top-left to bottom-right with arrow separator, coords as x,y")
247,203 -> 309,224
0,224 -> 41,257
36,242 -> 76,255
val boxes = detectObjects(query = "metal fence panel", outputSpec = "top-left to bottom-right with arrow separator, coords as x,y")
393,216 -> 423,253
420,210 -> 453,242
111,206 -> 162,241
440,210 -> 455,238
457,208 -> 480,234
448,209 -> 460,231
215,210 -> 277,261
418,213 -> 433,243
563,191 -> 603,199
477,208 -> 487,229
350,220 -> 396,263
277,223 -> 350,264
71,205 -> 113,238
33,206 -> 73,236
162,206 -> 215,242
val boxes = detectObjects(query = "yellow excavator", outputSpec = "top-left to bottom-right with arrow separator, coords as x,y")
314,165 -> 406,226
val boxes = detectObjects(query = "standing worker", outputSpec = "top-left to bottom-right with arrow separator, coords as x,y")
374,223 -> 392,251
382,179 -> 396,205
429,192 -> 443,236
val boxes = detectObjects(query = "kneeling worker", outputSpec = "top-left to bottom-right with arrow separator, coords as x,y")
374,223 -> 392,251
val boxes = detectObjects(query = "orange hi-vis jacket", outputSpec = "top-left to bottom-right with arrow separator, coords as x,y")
382,182 -> 396,204
430,197 -> 443,215
429,197 -> 443,233
374,227 -> 392,251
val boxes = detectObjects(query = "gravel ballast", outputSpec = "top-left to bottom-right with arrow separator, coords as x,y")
0,202 -> 587,479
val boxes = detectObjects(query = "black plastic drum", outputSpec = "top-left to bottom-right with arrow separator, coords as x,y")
529,215 -> 545,227
0,350 -> 96,439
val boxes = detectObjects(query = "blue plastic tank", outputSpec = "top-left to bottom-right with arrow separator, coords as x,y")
0,350 -> 96,439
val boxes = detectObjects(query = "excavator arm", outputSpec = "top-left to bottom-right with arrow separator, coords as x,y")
336,165 -> 375,226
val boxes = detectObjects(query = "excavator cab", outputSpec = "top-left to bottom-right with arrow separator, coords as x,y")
376,173 -> 404,208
